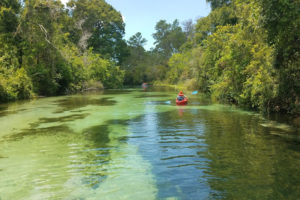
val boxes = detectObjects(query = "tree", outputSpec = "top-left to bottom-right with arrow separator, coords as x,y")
127,32 -> 147,48
258,0 -> 300,113
19,0 -> 70,95
0,0 -> 20,33
153,20 -> 186,57
194,3 -> 237,45
68,0 -> 128,64
122,32 -> 148,85
206,0 -> 232,10
0,0 -> 34,101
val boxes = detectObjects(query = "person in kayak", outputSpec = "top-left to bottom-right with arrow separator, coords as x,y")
177,91 -> 185,101
142,82 -> 148,90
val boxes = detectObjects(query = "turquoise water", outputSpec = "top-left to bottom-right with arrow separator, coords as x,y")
0,88 -> 299,199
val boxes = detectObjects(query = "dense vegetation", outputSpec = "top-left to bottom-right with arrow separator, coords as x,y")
123,0 -> 299,114
0,0 -> 126,102
1,0 -> 299,114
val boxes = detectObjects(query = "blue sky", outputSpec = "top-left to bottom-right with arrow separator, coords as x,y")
62,0 -> 211,50
106,0 -> 211,50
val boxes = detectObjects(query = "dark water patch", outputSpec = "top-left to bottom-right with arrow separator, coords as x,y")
0,110 -> 18,117
135,94 -> 172,98
70,110 -> 87,113
267,131 -> 300,150
1,125 -> 72,142
0,108 -> 27,117
0,99 -> 32,117
79,123 -> 123,188
54,97 -> 117,113
0,105 -> 8,112
0,155 -> 8,159
38,114 -> 89,123
83,124 -> 111,148
106,119 -> 129,126
83,119 -> 130,146
265,113 -> 300,128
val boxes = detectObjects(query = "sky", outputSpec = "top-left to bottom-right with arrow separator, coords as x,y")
62,0 -> 211,50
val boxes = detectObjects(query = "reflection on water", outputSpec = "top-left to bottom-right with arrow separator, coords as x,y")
0,89 -> 299,200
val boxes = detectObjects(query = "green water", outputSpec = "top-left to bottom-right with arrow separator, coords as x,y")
0,88 -> 299,200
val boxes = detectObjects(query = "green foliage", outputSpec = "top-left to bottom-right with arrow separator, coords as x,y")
128,32 -> 147,48
258,0 -> 300,113
194,4 -> 237,45
69,0 -> 128,64
0,1 -> 33,102
161,0 -> 299,113
206,0 -> 232,10
84,49 -> 124,88
0,67 -> 33,102
0,0 -> 20,33
0,0 -> 125,103
167,52 -> 192,84
122,20 -> 188,86
122,32 -> 157,85
153,20 -> 186,57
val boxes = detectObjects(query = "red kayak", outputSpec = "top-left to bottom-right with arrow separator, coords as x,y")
176,97 -> 188,105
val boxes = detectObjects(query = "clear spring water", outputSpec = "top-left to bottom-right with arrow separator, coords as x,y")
0,88 -> 299,200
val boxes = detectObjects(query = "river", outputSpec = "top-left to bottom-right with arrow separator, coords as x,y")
0,88 -> 299,200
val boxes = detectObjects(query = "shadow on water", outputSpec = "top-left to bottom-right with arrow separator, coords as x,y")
0,99 -> 33,118
0,155 -> 8,159
1,125 -> 72,142
38,113 -> 89,123
83,124 -> 111,148
0,105 -> 27,118
126,108 -> 300,199
77,124 -> 112,188
73,120 -> 131,188
0,104 -> 8,112
54,97 -> 117,113
0,113 -> 89,142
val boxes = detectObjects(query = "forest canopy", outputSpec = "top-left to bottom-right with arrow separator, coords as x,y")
0,0 -> 126,101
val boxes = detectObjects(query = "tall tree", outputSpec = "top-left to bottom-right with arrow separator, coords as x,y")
68,0 -> 128,63
153,20 -> 186,58
122,32 -> 148,85
206,0 -> 232,10
127,32 -> 147,48
258,0 -> 300,111
19,0 -> 72,95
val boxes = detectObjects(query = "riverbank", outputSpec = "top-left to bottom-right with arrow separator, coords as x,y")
153,82 -> 300,119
